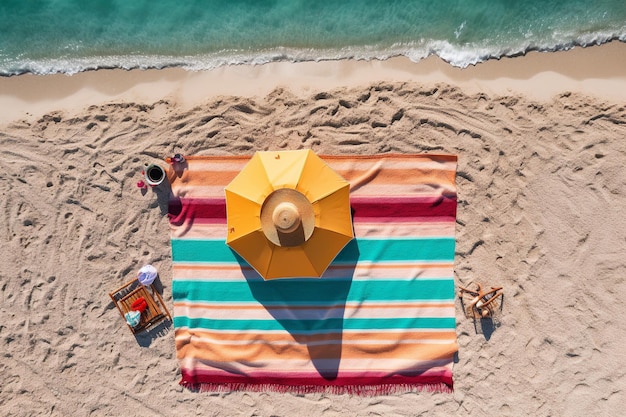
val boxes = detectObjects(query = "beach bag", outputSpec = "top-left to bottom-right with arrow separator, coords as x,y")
137,264 -> 157,286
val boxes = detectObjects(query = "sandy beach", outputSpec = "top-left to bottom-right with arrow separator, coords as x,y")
1,41 -> 625,416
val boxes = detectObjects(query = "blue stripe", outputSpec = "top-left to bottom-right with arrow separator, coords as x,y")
173,317 -> 456,332
173,279 -> 455,303
171,237 -> 455,264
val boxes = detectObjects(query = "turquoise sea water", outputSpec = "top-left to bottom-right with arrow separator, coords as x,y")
1,0 -> 625,75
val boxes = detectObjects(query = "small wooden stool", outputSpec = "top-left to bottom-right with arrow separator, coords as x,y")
458,281 -> 503,319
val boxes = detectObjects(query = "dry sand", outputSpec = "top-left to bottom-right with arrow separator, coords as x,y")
1,42 -> 625,416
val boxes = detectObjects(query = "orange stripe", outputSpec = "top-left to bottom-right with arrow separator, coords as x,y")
173,262 -> 454,271
176,334 -> 458,362
170,168 -> 456,188
176,154 -> 457,163
175,328 -> 456,344
175,329 -> 456,350
169,154 -> 456,183
168,169 -> 237,185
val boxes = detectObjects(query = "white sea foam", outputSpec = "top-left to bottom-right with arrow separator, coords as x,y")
1,33 -> 624,76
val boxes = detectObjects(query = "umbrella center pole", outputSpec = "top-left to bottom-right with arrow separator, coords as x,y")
259,188 -> 315,247
272,202 -> 301,233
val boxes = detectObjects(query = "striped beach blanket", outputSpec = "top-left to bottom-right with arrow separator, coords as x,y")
168,154 -> 458,394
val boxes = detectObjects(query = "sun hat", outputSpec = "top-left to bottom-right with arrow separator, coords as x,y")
260,188 -> 315,247
137,264 -> 158,286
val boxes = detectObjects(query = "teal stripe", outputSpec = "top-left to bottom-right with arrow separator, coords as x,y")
171,237 -> 455,264
173,279 -> 454,303
173,317 -> 456,332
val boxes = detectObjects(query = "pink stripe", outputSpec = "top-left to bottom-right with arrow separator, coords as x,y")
169,198 -> 226,226
350,195 -> 456,219
180,369 -> 453,390
169,195 -> 456,225
183,366 -> 452,379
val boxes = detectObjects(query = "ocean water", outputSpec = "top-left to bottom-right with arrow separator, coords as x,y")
0,0 -> 625,75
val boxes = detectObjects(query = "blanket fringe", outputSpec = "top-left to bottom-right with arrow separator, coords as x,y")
180,380 -> 452,395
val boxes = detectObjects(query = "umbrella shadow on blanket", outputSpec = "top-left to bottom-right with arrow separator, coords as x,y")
242,239 -> 360,380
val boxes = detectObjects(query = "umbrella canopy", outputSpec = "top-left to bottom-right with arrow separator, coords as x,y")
225,149 -> 354,279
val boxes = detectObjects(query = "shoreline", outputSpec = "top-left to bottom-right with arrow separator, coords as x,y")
1,41 -> 625,124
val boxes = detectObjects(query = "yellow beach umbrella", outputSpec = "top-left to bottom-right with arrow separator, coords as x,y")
225,149 -> 354,280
